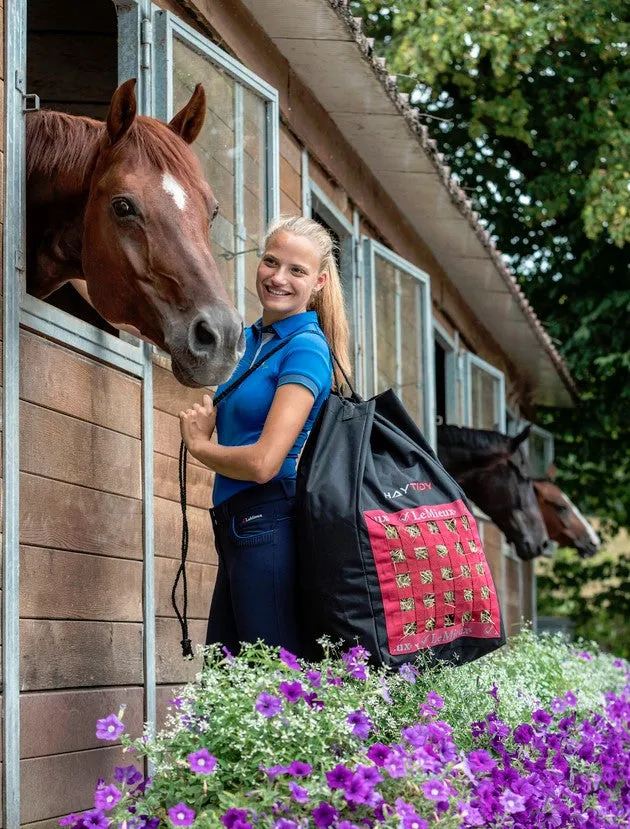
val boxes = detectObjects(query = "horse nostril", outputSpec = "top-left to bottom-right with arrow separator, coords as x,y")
193,318 -> 217,350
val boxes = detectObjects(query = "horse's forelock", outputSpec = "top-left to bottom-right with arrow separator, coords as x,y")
26,109 -> 103,185
112,116 -> 205,192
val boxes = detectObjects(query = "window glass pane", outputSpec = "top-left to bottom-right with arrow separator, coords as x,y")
374,254 -> 397,393
400,273 -> 424,428
243,86 -> 266,251
470,363 -> 499,430
173,37 -> 236,299
529,430 -> 550,478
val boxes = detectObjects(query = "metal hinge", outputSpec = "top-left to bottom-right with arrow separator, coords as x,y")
16,71 -> 40,112
141,18 -> 153,44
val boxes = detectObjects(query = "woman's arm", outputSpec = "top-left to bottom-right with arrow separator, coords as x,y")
179,384 -> 316,484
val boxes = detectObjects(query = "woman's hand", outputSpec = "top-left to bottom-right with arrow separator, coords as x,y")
178,394 -> 216,454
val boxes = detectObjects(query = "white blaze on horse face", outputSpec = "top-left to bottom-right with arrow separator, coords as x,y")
162,172 -> 188,211
562,493 -> 601,548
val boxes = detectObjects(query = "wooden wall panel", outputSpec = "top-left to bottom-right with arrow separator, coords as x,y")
20,687 -> 143,760
153,364 -> 210,414
154,450 -> 213,509
280,124 -> 302,174
154,407 -> 207,469
506,557 -> 522,636
20,473 -> 143,559
20,746 -> 126,825
154,495 -> 216,565
19,401 -> 142,499
20,620 -> 143,691
156,617 -> 207,684
20,547 -> 142,622
521,561 -> 533,623
20,332 -> 141,438
156,555 -> 215,620
280,156 -> 301,207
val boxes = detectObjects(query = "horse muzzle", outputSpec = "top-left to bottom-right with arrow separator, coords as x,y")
167,303 -> 245,388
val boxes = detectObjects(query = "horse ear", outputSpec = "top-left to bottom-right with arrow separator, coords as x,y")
510,424 -> 531,453
546,461 -> 558,481
107,79 -> 137,145
169,84 -> 206,144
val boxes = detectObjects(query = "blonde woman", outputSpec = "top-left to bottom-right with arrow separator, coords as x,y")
179,216 -> 350,655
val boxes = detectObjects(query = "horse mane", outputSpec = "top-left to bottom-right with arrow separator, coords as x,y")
437,424 -> 508,451
26,109 -> 104,186
26,109 -> 204,192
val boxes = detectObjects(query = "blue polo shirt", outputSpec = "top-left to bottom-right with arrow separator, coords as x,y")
212,311 -> 332,506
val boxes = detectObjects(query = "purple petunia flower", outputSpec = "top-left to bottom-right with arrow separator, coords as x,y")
288,760 -> 312,777
260,763 -> 290,779
426,691 -> 444,710
399,664 -> 417,684
551,696 -> 567,715
564,690 -> 578,706
337,822 -> 361,829
114,764 -> 143,786
458,803 -> 485,827
279,648 -> 301,671
514,723 -> 535,745
532,708 -> 553,726
326,763 -> 353,789
255,692 -> 282,718
94,784 -> 122,811
168,804 -> 196,827
467,749 -> 496,774
221,810 -> 249,829
379,676 -> 393,704
303,692 -> 325,710
343,774 -> 370,805
289,781 -> 310,803
311,802 -> 338,828
59,815 -> 80,827
347,709 -> 372,739
188,748 -> 217,774
83,810 -> 109,829
422,778 -> 450,802
279,681 -> 304,703
499,790 -> 526,814
402,814 -> 428,829
306,670 -> 322,687
95,714 -> 124,742
488,683 -> 500,702
367,743 -> 392,766
274,820 -> 297,829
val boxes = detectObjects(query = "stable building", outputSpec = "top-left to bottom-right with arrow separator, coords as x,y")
1,0 -> 576,822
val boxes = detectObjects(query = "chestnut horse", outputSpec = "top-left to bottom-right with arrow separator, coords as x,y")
437,424 -> 552,561
534,473 -> 600,558
26,79 -> 244,387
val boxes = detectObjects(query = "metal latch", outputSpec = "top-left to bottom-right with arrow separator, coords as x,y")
16,71 -> 40,112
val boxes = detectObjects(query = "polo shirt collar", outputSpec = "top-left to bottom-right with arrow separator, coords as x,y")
253,310 -> 319,340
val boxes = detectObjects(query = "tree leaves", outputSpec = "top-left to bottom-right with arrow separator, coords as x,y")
353,0 -> 630,533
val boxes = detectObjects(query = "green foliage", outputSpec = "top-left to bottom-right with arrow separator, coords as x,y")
537,547 -> 630,659
353,0 -> 630,533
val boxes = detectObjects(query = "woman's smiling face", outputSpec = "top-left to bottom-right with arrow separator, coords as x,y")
256,231 -> 327,323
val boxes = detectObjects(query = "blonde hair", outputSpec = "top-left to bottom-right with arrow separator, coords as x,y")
263,215 -> 352,386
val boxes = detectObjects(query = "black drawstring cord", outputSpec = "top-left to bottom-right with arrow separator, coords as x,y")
172,440 -> 194,658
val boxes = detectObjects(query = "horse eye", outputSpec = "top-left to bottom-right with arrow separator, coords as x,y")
112,197 -> 137,218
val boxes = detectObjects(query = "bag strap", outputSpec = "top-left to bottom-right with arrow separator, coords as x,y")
172,331 -> 300,658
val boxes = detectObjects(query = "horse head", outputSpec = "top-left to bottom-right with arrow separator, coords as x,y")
82,79 -> 244,386
437,424 -> 552,561
534,472 -> 600,558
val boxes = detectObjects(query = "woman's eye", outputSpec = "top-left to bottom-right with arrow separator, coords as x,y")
112,197 -> 137,218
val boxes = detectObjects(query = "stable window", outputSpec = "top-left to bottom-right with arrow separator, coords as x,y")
363,239 -> 435,447
462,353 -> 506,433
154,11 -> 279,325
527,424 -> 555,479
433,320 -> 459,425
303,172 -> 362,388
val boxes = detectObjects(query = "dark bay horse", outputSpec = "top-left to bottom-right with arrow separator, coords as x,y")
534,475 -> 600,558
26,78 -> 244,387
437,424 -> 551,561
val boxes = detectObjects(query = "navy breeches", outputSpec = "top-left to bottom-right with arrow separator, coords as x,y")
206,479 -> 301,655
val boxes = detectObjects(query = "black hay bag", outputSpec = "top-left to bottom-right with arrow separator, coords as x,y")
296,388 -> 506,668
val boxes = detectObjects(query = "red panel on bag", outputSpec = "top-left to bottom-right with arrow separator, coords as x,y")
364,500 -> 502,656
